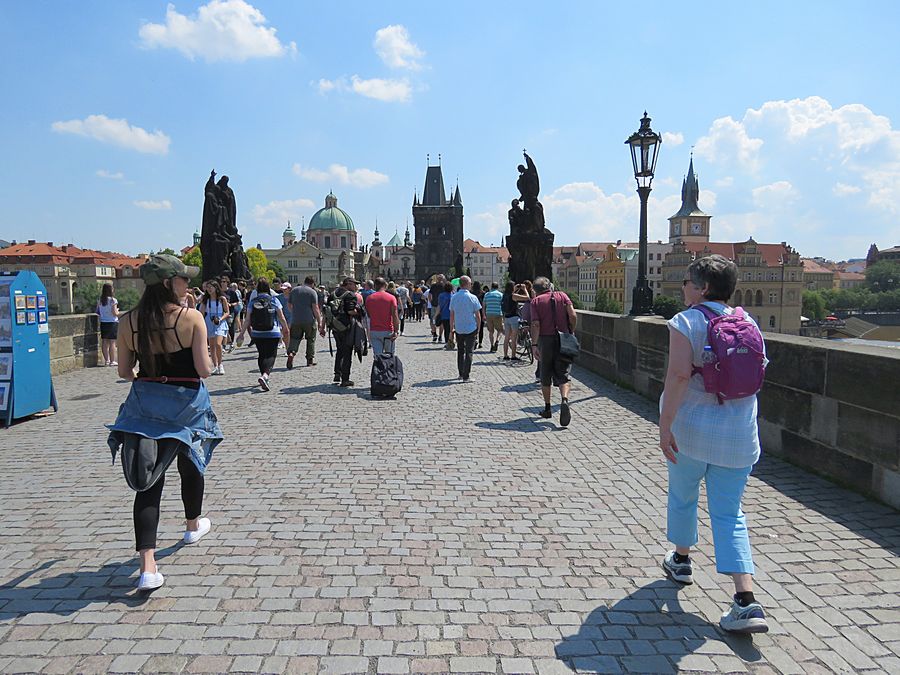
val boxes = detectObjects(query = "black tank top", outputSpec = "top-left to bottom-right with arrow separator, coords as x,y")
133,307 -> 200,385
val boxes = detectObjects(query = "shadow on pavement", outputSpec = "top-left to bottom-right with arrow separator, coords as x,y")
475,417 -> 554,433
555,580 -> 761,673
411,378 -> 458,388
0,543 -> 186,618
280,384 -> 359,396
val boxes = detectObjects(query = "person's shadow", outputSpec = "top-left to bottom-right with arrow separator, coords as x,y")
0,543 -> 186,618
555,580 -> 761,673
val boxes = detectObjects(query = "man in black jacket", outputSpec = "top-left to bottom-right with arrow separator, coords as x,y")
331,277 -> 362,387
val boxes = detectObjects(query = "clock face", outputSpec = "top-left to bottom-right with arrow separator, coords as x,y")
691,222 -> 702,234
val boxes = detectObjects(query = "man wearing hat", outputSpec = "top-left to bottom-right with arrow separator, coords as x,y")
331,276 -> 362,386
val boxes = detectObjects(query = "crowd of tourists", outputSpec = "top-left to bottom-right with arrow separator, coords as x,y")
104,252 -> 770,634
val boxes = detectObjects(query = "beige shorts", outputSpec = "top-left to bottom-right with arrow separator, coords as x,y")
485,315 -> 504,333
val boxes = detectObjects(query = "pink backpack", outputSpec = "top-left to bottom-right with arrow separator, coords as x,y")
691,304 -> 766,404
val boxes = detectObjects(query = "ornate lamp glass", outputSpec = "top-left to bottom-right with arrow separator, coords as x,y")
625,112 -> 662,188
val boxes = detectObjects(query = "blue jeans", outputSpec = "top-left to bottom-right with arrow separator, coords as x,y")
667,454 -> 754,575
371,331 -> 395,356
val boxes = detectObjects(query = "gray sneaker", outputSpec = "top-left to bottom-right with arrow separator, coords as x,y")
719,600 -> 769,634
662,550 -> 693,585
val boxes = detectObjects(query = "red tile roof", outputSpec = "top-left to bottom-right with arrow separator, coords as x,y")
0,241 -> 142,267
677,241 -> 795,267
801,258 -> 834,275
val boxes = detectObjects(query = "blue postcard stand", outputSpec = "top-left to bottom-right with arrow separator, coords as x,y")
0,271 -> 58,426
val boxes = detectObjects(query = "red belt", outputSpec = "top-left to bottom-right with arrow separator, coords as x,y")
136,376 -> 201,384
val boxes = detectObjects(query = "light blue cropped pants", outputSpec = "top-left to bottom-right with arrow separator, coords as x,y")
667,454 -> 755,575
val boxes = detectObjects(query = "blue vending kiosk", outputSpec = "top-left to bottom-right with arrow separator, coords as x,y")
0,271 -> 58,426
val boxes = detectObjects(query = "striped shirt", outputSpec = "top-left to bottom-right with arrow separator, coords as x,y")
660,302 -> 764,469
483,289 -> 503,316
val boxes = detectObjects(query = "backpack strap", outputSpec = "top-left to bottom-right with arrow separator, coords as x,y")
691,303 -> 720,320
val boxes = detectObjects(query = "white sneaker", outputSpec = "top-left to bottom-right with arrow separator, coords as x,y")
137,571 -> 164,591
258,374 -> 270,391
218,364 -> 225,375
183,517 -> 211,544
110,361 -> 118,366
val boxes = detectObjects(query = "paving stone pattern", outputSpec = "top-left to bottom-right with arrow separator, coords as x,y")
1,320 -> 898,674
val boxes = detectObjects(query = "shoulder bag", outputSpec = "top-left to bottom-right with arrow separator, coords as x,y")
550,292 -> 580,361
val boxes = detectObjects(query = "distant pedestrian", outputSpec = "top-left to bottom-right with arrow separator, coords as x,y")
287,276 -> 325,369
483,282 -> 504,352
429,275 -> 446,342
412,284 -> 424,321
329,277 -> 363,387
658,254 -> 769,634
97,282 -> 120,366
199,280 -> 229,375
528,277 -> 576,427
276,282 -> 293,352
449,276 -> 481,382
225,282 -> 242,352
501,281 -> 519,360
237,278 -> 290,391
438,282 -> 454,349
395,281 -> 410,335
108,254 -> 220,592
366,277 -> 400,356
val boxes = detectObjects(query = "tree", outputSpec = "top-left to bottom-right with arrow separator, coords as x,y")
593,289 -> 622,314
865,260 -> 900,293
246,247 -> 273,281
117,287 -> 141,312
653,294 -> 682,320
73,282 -> 101,314
802,290 -> 827,320
158,247 -> 177,257
267,260 -> 286,280
564,288 -> 583,310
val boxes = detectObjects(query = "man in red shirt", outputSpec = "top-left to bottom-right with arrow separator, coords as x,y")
529,277 -> 578,427
365,277 -> 400,356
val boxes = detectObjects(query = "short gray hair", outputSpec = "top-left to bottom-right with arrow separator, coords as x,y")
533,276 -> 551,293
688,254 -> 737,302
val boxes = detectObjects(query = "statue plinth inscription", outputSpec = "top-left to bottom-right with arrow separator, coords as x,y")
506,152 -> 554,283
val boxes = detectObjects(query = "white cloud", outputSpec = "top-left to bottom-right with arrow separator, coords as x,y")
96,169 -> 125,180
714,176 -> 734,188
751,181 -> 798,208
374,25 -> 424,71
316,78 -> 339,94
350,76 -> 411,103
52,114 -> 170,155
694,116 -> 764,170
833,182 -> 862,196
138,0 -> 296,63
292,163 -> 389,188
134,199 -> 172,210
662,131 -> 684,147
252,198 -> 314,228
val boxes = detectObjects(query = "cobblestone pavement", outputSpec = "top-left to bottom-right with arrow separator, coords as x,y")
1,320 -> 899,674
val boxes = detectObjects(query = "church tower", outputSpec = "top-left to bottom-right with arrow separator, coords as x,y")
413,161 -> 464,281
371,223 -> 383,260
668,157 -> 711,244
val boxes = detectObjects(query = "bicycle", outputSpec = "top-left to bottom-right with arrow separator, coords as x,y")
516,321 -> 534,364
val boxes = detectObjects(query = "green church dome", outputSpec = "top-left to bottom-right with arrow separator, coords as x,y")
308,192 -> 355,231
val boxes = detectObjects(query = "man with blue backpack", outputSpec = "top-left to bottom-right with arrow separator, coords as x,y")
236,278 -> 290,391
658,254 -> 769,635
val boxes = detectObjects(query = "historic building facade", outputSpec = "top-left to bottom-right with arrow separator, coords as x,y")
413,164 -> 463,282
659,159 -> 804,333
262,192 -> 356,287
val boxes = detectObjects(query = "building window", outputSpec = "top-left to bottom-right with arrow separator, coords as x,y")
769,316 -> 776,328
341,236 -> 347,248
769,292 -> 777,304
756,290 -> 763,305
325,236 -> 331,248
745,272 -> 751,281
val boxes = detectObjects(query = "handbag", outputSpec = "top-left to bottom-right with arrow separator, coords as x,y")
550,292 -> 580,361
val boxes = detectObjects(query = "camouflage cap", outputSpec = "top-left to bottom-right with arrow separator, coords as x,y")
140,254 -> 200,286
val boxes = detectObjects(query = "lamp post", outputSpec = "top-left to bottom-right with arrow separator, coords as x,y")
465,252 -> 472,278
625,111 -> 661,315
316,252 -> 323,286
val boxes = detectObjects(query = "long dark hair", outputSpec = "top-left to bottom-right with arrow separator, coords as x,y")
132,281 -> 179,377
256,278 -> 271,295
504,281 -> 514,295
202,280 -> 222,307
100,283 -> 114,306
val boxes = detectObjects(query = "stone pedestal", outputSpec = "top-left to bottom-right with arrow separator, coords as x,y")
507,229 -> 555,283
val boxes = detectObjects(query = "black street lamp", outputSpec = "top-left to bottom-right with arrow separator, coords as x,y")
465,251 -> 472,278
316,252 -> 323,285
625,111 -> 662,315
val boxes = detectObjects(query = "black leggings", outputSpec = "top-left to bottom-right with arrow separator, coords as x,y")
133,453 -> 204,551
254,337 -> 280,374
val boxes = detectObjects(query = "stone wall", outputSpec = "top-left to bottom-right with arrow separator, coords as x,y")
574,310 -> 900,509
49,314 -> 100,375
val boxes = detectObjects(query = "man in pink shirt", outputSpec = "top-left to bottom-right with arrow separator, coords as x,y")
365,277 -> 400,355
529,277 -> 578,427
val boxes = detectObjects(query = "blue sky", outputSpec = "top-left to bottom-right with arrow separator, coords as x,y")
2,1 -> 899,261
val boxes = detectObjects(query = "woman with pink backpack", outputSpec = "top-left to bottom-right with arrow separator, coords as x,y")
658,254 -> 769,634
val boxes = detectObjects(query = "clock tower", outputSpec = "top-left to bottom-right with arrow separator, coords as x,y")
668,157 -> 711,244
